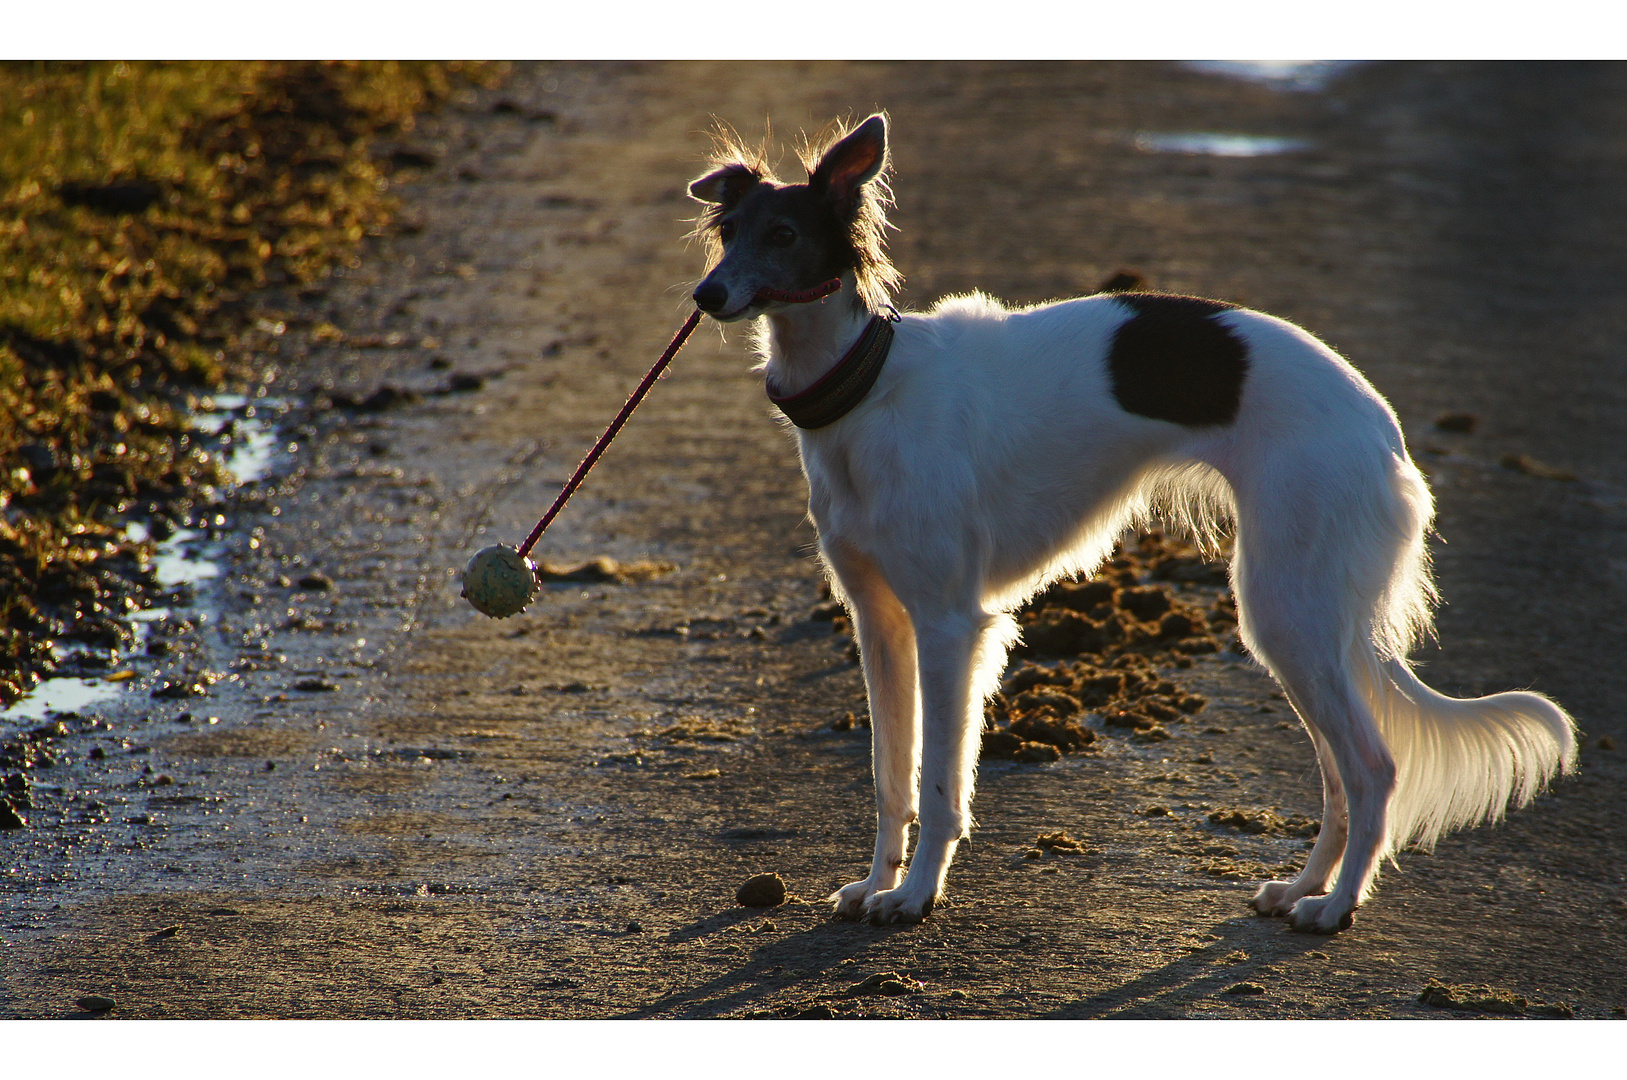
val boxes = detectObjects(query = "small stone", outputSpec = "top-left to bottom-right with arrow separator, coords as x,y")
447,372 -> 485,393
794,1005 -> 835,1019
296,572 -> 333,591
736,872 -> 787,907
77,994 -> 116,1012
150,924 -> 181,940
626,921 -> 643,933
1223,982 -> 1265,995
293,678 -> 338,692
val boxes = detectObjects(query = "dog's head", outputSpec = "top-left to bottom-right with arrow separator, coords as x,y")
688,114 -> 901,321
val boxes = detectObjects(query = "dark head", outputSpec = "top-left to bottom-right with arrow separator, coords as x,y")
688,114 -> 902,321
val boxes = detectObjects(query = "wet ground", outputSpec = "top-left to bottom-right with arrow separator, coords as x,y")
4,61 -> 1626,1019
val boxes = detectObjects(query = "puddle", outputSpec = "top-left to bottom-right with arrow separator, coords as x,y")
3,400 -> 281,725
152,528 -> 221,588
1183,60 -> 1362,92
1133,132 -> 1312,158
0,675 -> 124,725
192,394 -> 284,485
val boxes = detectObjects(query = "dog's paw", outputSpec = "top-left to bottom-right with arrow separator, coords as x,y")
1250,879 -> 1304,917
1285,894 -> 1355,935
830,878 -> 882,920
860,884 -> 937,925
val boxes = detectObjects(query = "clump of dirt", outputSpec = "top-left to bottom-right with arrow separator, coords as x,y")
1021,830 -> 1088,859
831,710 -> 868,732
735,872 -> 787,908
811,532 -> 1232,762
1418,981 -> 1573,1018
1222,982 -> 1265,996
536,556 -> 676,584
1189,856 -> 1286,880
984,651 -> 1209,758
846,972 -> 924,996
1207,806 -> 1320,837
1434,412 -> 1478,433
972,531 -> 1233,759
1500,453 -> 1577,481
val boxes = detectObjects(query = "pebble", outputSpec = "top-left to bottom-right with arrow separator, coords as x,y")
76,994 -> 116,1012
736,872 -> 787,907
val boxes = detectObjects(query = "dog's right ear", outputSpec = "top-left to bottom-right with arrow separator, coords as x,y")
688,163 -> 762,209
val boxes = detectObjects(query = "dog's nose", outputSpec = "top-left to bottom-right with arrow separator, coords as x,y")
693,280 -> 730,314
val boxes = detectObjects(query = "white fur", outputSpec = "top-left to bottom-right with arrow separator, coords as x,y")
688,118 -> 1576,932
737,281 -> 1577,933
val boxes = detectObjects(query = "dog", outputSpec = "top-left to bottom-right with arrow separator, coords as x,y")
686,113 -> 1577,933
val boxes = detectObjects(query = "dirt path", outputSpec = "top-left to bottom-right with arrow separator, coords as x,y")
4,61 -> 1625,1019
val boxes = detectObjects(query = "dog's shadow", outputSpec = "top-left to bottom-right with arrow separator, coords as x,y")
614,904 -> 917,1019
1040,914 -> 1334,1018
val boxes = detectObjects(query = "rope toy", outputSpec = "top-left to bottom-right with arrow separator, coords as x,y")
459,278 -> 844,618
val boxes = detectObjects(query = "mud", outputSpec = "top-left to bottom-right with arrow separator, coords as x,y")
4,61 -> 1627,1019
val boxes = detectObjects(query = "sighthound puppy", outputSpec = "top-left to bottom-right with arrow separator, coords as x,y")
687,114 -> 1576,933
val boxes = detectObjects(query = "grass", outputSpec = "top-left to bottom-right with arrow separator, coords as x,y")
0,61 -> 503,705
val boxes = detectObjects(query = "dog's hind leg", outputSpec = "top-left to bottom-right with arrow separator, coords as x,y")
1251,728 -> 1350,916
1241,614 -> 1396,933
863,603 -> 1015,924
824,544 -> 923,920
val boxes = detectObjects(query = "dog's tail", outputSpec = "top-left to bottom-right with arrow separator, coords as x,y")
1357,650 -> 1577,856
1354,462 -> 1578,856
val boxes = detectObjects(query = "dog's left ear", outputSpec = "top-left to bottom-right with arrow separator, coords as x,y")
810,114 -> 888,216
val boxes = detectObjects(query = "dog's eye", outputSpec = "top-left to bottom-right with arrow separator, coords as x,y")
718,220 -> 736,243
767,224 -> 797,247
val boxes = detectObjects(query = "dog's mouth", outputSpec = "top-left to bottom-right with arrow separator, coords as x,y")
710,298 -> 765,323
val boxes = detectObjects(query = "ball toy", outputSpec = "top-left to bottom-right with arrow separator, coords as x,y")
460,544 -> 539,618
456,309 -> 705,618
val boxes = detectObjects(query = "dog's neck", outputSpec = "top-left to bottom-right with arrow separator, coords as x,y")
761,274 -> 881,398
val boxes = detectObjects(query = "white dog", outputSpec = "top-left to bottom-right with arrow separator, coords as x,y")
687,114 -> 1576,933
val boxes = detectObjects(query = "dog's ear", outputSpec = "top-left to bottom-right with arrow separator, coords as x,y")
688,163 -> 762,209
810,114 -> 888,215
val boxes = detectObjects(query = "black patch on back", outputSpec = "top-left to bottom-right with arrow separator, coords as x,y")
1108,293 -> 1248,426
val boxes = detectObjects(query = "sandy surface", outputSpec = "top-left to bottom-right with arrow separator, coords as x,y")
3,61 -> 1625,1019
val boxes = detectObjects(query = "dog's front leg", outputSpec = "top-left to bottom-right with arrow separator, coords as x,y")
862,608 -> 986,924
825,546 -> 922,919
